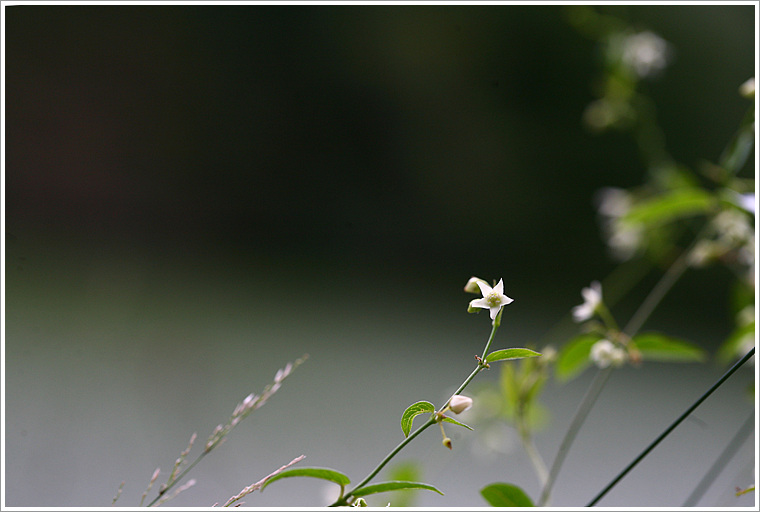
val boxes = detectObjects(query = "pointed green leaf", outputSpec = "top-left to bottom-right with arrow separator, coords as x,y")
351,481 -> 444,498
632,333 -> 707,363
442,416 -> 473,431
401,401 -> 435,437
622,189 -> 714,228
486,348 -> 542,363
481,482 -> 534,507
555,334 -> 602,381
260,467 -> 350,491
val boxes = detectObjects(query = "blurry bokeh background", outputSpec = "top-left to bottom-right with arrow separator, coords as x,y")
3,3 -> 756,508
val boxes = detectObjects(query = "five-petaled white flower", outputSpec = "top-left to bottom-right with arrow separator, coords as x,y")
470,279 -> 514,320
572,281 -> 602,322
590,339 -> 627,368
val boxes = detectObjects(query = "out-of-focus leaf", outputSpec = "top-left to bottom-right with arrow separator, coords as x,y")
480,482 -> 534,507
555,334 -> 602,381
622,189 -> 714,227
716,322 -> 755,366
401,401 -> 434,437
383,462 -> 422,507
631,332 -> 707,363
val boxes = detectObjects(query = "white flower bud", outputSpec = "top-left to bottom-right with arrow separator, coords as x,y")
464,277 -> 488,294
449,395 -> 473,414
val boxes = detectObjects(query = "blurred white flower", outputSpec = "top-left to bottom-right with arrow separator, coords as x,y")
572,281 -> 602,322
621,31 -> 671,78
590,339 -> 627,368
470,279 -> 514,321
732,192 -> 756,214
448,395 -> 473,414
739,77 -> 755,99
596,187 -> 632,218
713,209 -> 754,244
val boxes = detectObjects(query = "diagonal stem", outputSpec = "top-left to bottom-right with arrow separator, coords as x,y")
682,411 -> 755,506
586,347 -> 755,506
537,366 -> 613,506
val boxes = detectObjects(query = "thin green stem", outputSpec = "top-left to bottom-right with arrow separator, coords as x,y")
538,226 -> 711,506
621,238 -> 699,337
331,318 -> 501,506
480,317 -> 500,361
537,366 -> 613,506
517,414 -> 549,487
682,411 -> 755,506
332,416 -> 437,506
587,347 -> 755,506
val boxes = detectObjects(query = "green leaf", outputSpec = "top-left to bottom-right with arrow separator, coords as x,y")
442,416 -> 473,431
486,348 -> 542,363
351,481 -> 444,498
622,189 -> 714,228
480,482 -> 534,507
631,333 -> 707,363
555,334 -> 602,381
260,467 -> 350,491
401,401 -> 435,437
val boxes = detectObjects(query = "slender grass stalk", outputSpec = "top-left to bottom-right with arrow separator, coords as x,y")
146,452 -> 208,507
587,347 -> 755,506
682,412 -> 755,506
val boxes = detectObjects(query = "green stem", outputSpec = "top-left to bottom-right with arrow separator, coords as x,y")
539,230 -> 707,506
538,366 -> 613,506
332,416 -> 437,506
587,347 -> 755,506
331,318 -> 500,506
621,237 -> 698,337
517,411 -> 549,487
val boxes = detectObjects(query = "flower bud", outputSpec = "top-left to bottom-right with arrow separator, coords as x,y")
449,395 -> 473,414
467,299 -> 482,314
464,277 -> 488,294
442,437 -> 452,450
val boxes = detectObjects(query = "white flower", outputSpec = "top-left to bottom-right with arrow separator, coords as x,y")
470,279 -> 514,320
449,395 -> 473,414
572,281 -> 602,322
739,77 -> 755,99
732,192 -> 756,214
621,31 -> 671,78
590,339 -> 627,368
595,187 -> 632,218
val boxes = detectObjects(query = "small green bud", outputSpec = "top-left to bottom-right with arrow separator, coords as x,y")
467,299 -> 482,314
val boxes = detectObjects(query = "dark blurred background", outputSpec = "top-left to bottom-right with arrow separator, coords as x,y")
3,4 -> 756,508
